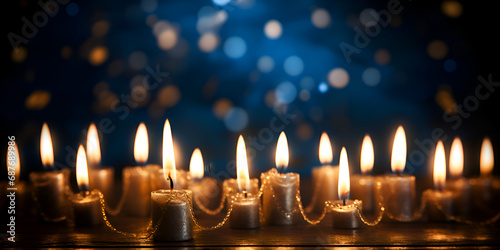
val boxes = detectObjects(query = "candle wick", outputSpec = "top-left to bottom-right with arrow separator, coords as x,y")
168,171 -> 174,190
279,165 -> 284,175
343,198 -> 346,206
243,190 -> 248,198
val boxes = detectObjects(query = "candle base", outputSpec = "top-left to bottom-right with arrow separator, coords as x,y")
229,193 -> 260,229
29,168 -> 71,222
69,190 -> 103,226
261,168 -> 300,226
375,174 -> 416,221
151,190 -> 193,241
331,200 -> 363,229
89,167 -> 115,206
423,189 -> 453,222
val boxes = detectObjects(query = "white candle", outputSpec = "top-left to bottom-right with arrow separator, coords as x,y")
470,137 -> 496,208
446,137 -> 471,216
351,134 -> 375,213
189,148 -> 222,211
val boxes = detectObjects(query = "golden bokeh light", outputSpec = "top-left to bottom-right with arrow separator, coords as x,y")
442,1 -> 463,18
11,47 -> 28,63
89,46 -> 109,66
25,90 -> 51,110
157,85 -> 181,108
212,98 -> 233,119
374,49 -> 391,65
427,40 -> 448,60
92,20 -> 110,38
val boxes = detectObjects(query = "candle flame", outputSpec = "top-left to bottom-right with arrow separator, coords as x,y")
76,145 -> 89,192
480,137 -> 494,176
275,131 -> 289,171
237,135 -> 250,192
319,132 -> 333,164
449,137 -> 464,178
391,125 -> 406,173
134,122 -> 149,164
7,144 -> 21,181
86,123 -> 101,168
40,123 -> 54,168
189,148 -> 204,180
162,119 -> 176,188
338,147 -> 350,200
433,140 -> 446,190
360,134 -> 374,174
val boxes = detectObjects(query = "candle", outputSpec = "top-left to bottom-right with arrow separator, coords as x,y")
229,135 -> 260,229
375,125 -> 416,221
470,137 -> 499,209
306,132 -> 338,214
151,118 -> 193,241
351,134 -> 375,213
122,122 -> 159,217
4,143 -> 32,216
189,148 -> 222,211
86,123 -> 115,205
423,140 -> 453,221
445,137 -> 471,216
332,147 -> 363,229
69,145 -> 102,226
29,123 -> 70,222
262,131 -> 300,225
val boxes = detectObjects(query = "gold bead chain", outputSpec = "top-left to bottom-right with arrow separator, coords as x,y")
187,194 -> 234,230
428,195 -> 500,225
192,188 -> 228,215
296,189 -> 328,224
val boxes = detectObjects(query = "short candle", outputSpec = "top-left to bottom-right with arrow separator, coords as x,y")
350,135 -> 375,213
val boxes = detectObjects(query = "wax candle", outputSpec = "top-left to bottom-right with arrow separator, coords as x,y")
332,147 -> 363,229
86,123 -> 115,205
375,126 -> 416,221
470,137 -> 498,209
229,135 -> 260,229
262,132 -> 300,225
3,143 -> 33,217
69,145 -> 102,226
306,132 -> 338,214
445,137 -> 471,216
189,148 -> 222,211
351,135 -> 375,213
151,118 -> 193,241
424,141 -> 453,221
30,123 -> 70,222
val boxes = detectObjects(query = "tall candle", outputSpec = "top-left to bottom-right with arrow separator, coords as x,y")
306,132 -> 338,214
30,123 -> 70,222
470,137 -> 496,209
445,137 -> 471,216
262,132 -> 300,225
4,143 -> 32,217
189,148 -> 222,211
351,134 -> 375,213
375,126 -> 416,221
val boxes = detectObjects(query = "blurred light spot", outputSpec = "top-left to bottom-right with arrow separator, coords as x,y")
61,46 -> 72,59
213,98 -> 233,119
197,7 -> 227,34
107,60 -> 123,77
130,75 -> 146,89
92,20 -> 110,38
318,82 -> 328,93
146,14 -> 158,27
249,70 -> 259,83
435,85 -> 457,114
264,19 -> 282,39
168,37 -> 189,59
25,68 -> 36,82
130,85 -> 150,107
141,0 -> 157,13
224,36 -> 246,59
198,33 -> 219,52
157,85 -> 181,108
25,90 -> 51,110
309,106 -> 324,122
257,56 -> 274,73
427,40 -> 448,60
153,20 -> 172,37
362,68 -> 381,86
129,51 -> 148,70
296,123 -> 313,141
11,47 -> 27,63
311,8 -> 331,28
265,90 -> 276,107
158,29 -> 178,50
300,77 -> 315,90
442,1 -> 463,18
93,81 -> 109,97
299,90 -> 310,101
283,56 -> 304,76
444,59 -> 457,72
359,8 -> 378,27
374,49 -> 391,65
275,81 -> 297,104
89,46 -> 108,66
238,0 -> 255,9
213,0 -> 231,6
328,68 -> 349,89
66,3 -> 79,16
224,107 -> 248,132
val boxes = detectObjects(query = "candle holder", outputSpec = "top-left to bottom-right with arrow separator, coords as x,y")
261,168 -> 300,225
68,190 -> 103,226
29,168 -> 71,222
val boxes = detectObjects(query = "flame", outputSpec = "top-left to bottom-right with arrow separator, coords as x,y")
189,148 -> 204,180
449,137 -> 464,178
360,134 -> 374,174
391,125 -> 407,173
480,137 -> 494,176
338,147 -> 350,200
275,131 -> 289,171
134,122 -> 149,164
86,123 -> 101,167
7,144 -> 21,180
76,145 -> 89,192
319,132 -> 333,164
433,140 -> 446,190
40,123 -> 54,168
236,135 -> 250,192
162,119 -> 176,187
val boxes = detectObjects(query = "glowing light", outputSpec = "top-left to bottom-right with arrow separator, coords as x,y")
449,137 -> 464,178
236,135 -> 250,192
283,56 -> 304,76
91,20 -> 110,38
264,19 -> 282,39
275,132 -> 289,171
360,135 -> 374,174
374,48 -> 391,65
318,82 -> 329,93
224,107 -> 248,132
362,68 -> 381,86
257,56 -> 274,73
76,145 -> 89,192
275,81 -> 297,104
198,32 -> 219,52
134,123 -> 149,164
89,46 -> 108,66
40,123 -> 54,168
338,147 -> 350,200
480,137 -> 494,176
427,40 -> 448,60
25,90 -> 51,110
158,29 -> 178,50
319,132 -> 333,164
433,140 -> 446,190
213,98 -> 233,119
163,119 -> 176,187
190,148 -> 204,180
157,85 -> 181,108
328,68 -> 349,89
311,8 -> 330,28
442,1 -> 463,18
86,123 -> 101,167
391,125 -> 406,173
224,36 -> 247,59
11,47 -> 27,63
129,51 -> 148,70
212,0 -> 230,6
359,8 -> 379,27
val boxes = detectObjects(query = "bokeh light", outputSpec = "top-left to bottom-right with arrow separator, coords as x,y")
264,19 -> 283,39
92,20 -> 110,38
157,85 -> 181,108
427,40 -> 448,60
374,48 -> 391,65
198,33 -> 219,52
128,51 -> 148,70
442,1 -> 463,18
89,46 -> 108,66
224,107 -> 249,132
224,36 -> 247,59
25,90 -> 51,110
11,47 -> 28,63
158,29 -> 178,50
311,8 -> 331,28
359,8 -> 378,27
283,56 -> 304,76
213,98 -> 233,119
318,82 -> 328,93
362,68 -> 381,86
275,81 -> 297,104
299,90 -> 310,101
213,0 -> 231,6
257,56 -> 274,73
327,68 -> 349,89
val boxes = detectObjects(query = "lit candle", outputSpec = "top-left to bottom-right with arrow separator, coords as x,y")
189,148 -> 221,211
423,140 -> 453,221
4,144 -> 31,216
261,131 -> 300,225
445,137 -> 471,216
69,145 -> 102,226
122,122 -> 160,217
351,134 -> 375,213
306,132 -> 339,214
151,118 -> 193,241
331,147 -> 363,229
155,140 -> 190,190
470,137 -> 499,209
86,123 -> 115,205
29,123 -> 70,222
375,125 -> 416,221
